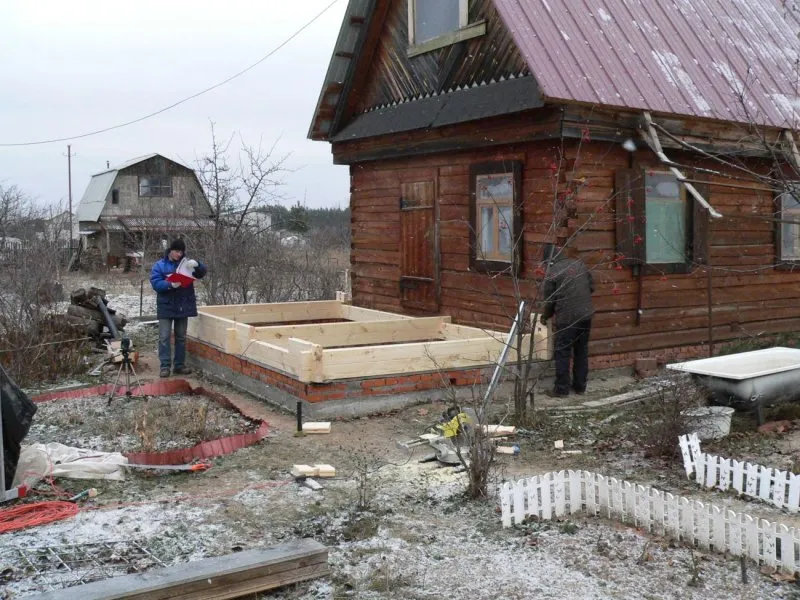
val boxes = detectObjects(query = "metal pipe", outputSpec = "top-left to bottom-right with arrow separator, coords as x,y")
95,296 -> 120,339
483,301 -> 525,408
296,401 -> 303,433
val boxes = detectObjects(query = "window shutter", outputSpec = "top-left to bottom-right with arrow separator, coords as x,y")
614,169 -> 645,266
691,181 -> 710,265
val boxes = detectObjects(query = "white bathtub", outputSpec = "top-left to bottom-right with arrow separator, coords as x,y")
667,347 -> 800,417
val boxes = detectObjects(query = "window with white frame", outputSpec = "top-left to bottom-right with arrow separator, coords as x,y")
469,161 -> 522,273
409,0 -> 467,45
779,187 -> 800,261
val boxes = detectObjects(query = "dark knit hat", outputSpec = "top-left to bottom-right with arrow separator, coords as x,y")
169,238 -> 185,252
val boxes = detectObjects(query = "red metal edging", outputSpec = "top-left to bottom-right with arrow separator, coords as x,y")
30,380 -> 270,466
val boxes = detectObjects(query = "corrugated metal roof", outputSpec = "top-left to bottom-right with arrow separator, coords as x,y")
493,0 -> 800,128
77,154 -> 207,224
76,171 -> 117,223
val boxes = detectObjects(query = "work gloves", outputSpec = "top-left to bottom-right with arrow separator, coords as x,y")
185,259 -> 199,269
170,281 -> 182,288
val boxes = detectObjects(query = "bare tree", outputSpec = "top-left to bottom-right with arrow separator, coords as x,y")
194,122 -> 290,305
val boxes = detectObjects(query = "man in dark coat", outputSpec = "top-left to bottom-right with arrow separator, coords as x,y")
150,238 -> 207,377
541,246 -> 595,397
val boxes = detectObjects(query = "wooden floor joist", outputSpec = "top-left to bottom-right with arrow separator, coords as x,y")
27,539 -> 328,600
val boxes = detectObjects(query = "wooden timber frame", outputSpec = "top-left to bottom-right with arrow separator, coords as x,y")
188,300 -> 543,384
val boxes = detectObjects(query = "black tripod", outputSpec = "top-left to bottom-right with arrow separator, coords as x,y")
107,337 -> 143,404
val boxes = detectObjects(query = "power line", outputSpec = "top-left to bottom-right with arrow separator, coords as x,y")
0,0 -> 342,147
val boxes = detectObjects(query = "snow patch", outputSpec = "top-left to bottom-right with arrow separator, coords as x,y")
597,7 -> 612,22
651,50 -> 711,113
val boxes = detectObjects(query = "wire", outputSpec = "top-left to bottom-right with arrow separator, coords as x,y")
0,502 -> 80,533
0,0 -> 342,147
0,336 -> 92,354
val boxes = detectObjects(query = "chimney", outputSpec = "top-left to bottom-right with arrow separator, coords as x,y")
106,161 -> 110,169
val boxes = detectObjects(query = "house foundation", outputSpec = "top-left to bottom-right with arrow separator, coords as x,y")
186,300 -> 549,418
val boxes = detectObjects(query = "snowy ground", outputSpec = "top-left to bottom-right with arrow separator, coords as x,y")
4,272 -> 800,598
2,458 -> 791,599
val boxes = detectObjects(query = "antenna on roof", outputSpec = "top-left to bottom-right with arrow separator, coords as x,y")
106,161 -> 110,168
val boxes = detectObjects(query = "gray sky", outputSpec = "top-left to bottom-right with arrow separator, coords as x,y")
0,0 -> 349,211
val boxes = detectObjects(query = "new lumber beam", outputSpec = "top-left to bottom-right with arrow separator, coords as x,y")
254,317 -> 450,347
27,540 -> 328,600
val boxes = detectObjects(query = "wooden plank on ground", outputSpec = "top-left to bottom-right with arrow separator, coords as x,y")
27,540 -> 329,600
302,422 -> 332,434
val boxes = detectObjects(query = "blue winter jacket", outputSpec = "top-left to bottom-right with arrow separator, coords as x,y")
150,252 -> 207,319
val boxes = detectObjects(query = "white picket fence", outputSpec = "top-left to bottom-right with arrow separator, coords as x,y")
499,470 -> 800,573
679,433 -> 800,513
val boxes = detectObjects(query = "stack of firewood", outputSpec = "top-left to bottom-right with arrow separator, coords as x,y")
65,287 -> 127,339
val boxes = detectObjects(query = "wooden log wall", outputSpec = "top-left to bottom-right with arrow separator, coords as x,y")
355,0 -> 528,113
349,136 -> 800,364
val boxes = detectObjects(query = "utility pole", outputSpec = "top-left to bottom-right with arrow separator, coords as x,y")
67,144 -> 74,264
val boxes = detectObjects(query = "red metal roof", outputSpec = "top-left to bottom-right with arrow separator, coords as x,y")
493,0 -> 800,128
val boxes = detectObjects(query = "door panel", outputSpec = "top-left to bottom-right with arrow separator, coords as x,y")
400,181 -> 438,312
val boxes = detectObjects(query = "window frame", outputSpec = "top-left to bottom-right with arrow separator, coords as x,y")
138,176 -> 173,198
469,161 -> 522,275
615,169 -> 707,275
407,0 -> 486,58
643,170 -> 691,270
776,186 -> 800,265
111,189 -> 119,205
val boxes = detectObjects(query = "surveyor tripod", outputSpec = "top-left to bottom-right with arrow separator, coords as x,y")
107,337 -> 143,404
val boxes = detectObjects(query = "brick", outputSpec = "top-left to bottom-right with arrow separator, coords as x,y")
634,357 -> 658,379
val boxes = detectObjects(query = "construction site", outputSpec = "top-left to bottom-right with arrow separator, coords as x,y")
0,272 -> 799,600
7,0 -> 800,598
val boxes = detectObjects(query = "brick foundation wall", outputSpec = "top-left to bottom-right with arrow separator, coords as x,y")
187,339 -> 488,403
589,343 -> 710,370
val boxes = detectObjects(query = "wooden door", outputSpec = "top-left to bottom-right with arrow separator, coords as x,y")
400,181 -> 439,312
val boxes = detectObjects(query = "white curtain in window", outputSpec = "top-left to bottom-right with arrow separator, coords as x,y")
645,173 -> 685,264
481,207 -> 494,255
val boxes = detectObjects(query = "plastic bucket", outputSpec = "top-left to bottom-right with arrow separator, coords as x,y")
682,406 -> 735,440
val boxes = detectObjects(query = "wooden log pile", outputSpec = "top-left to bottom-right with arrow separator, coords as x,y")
64,286 -> 127,339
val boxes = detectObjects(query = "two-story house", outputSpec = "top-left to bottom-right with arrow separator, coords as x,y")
310,0 -> 800,370
76,154 -> 214,267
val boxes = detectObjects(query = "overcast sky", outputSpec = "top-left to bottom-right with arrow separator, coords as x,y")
0,0 -> 350,212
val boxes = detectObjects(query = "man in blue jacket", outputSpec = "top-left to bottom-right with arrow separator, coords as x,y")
150,238 -> 207,377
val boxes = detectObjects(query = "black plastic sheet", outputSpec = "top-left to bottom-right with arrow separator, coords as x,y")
1,364 -> 37,490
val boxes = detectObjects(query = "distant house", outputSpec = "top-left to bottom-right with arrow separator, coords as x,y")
42,210 -> 78,245
76,154 -> 214,265
227,207 -> 273,233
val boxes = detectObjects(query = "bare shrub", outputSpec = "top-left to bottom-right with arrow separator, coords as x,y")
637,374 -> 706,457
0,188 -> 91,387
346,445 -> 386,511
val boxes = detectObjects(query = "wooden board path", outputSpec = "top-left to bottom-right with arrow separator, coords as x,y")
27,539 -> 328,600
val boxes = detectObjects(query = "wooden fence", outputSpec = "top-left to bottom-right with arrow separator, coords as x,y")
680,433 -> 800,512
499,470 -> 800,574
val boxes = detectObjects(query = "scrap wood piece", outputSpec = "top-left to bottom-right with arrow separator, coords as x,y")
302,422 -> 331,434
291,464 -> 336,478
483,425 -> 517,437
25,540 -> 329,600
496,446 -> 520,455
